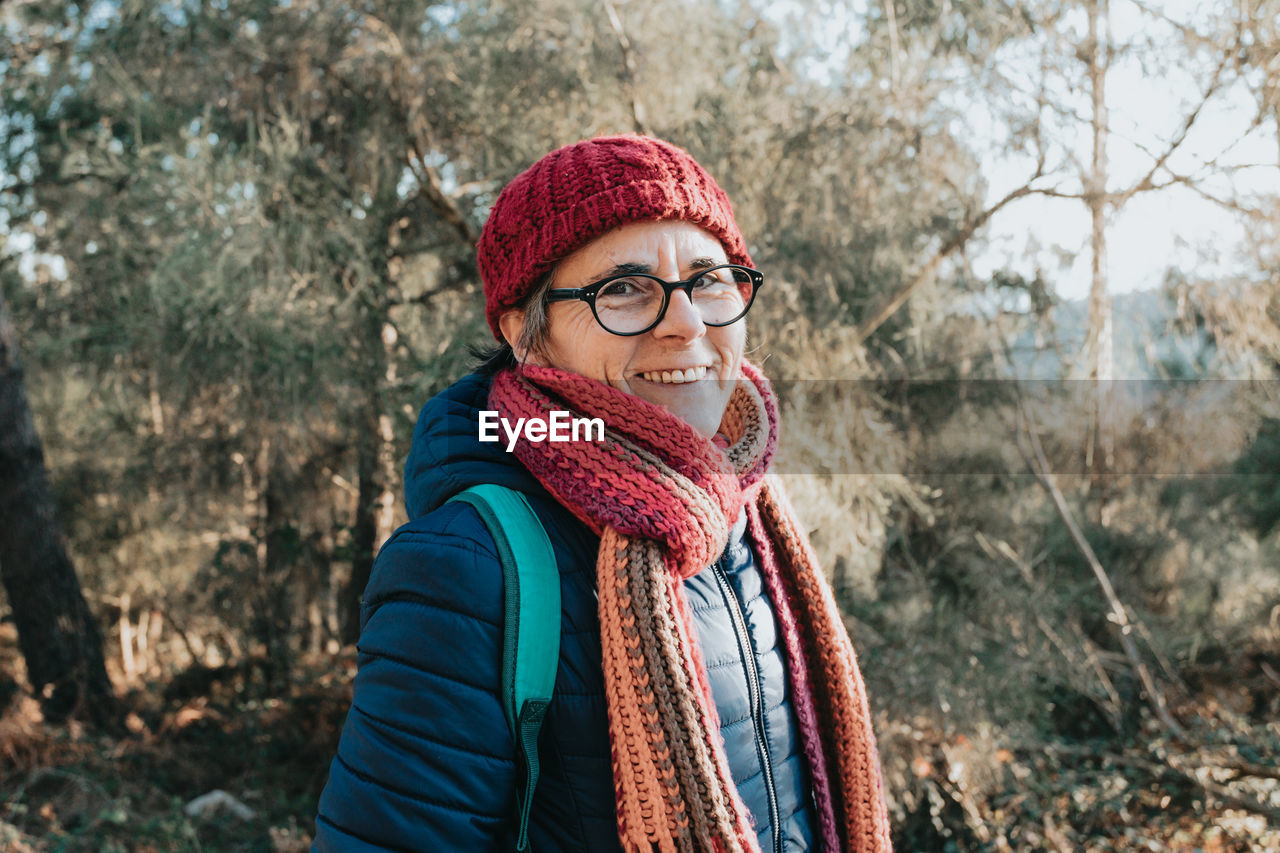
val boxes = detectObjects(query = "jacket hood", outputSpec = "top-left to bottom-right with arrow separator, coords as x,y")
403,371 -> 544,520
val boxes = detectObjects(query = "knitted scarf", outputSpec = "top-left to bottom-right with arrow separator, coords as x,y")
488,360 -> 892,853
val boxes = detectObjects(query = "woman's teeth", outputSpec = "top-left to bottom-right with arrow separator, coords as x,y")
639,366 -> 708,384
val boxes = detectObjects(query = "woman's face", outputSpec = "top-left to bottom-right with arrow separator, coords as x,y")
504,220 -> 746,439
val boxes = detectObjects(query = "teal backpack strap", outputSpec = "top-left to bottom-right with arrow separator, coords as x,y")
447,484 -> 560,852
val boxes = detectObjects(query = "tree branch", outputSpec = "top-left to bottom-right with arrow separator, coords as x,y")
1,171 -> 133,197
403,136 -> 479,248
602,0 -> 649,135
324,13 -> 479,249
1195,753 -> 1280,782
1181,179 -> 1273,220
853,171 -> 1048,344
1029,186 -> 1086,199
1011,392 -> 1188,741
1029,743 -> 1280,824
1124,0 -> 1212,43
1112,47 -> 1236,207
975,531 -> 1124,729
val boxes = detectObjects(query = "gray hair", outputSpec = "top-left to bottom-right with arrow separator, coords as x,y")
474,269 -> 555,376
513,269 -> 554,361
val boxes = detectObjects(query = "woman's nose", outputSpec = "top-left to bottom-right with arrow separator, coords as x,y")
653,287 -> 706,339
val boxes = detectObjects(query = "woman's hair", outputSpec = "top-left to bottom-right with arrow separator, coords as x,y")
471,269 -> 554,376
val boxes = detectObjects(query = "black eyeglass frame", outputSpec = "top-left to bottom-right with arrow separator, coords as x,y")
544,264 -> 764,337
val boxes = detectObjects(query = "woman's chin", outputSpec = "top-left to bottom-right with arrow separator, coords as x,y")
630,377 -> 732,439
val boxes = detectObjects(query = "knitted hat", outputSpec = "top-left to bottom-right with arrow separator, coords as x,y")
478,134 -> 752,340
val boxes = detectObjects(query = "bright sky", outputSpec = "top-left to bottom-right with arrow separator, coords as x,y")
764,0 -> 1278,302
970,0 -> 1279,300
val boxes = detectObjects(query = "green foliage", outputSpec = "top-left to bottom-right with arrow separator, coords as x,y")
2,0 -> 992,661
1234,417 -> 1280,536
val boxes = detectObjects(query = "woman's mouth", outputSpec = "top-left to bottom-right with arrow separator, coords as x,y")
636,366 -> 709,384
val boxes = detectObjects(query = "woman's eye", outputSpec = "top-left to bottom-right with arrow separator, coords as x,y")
599,277 -> 655,300
600,279 -> 637,298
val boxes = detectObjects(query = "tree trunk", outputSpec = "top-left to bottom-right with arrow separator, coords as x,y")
341,313 -> 394,644
0,288 -> 118,727
1274,100 -> 1279,169
375,322 -> 398,557
259,439 -> 296,683
343,411 -> 379,644
340,181 -> 403,644
1083,0 -> 1115,482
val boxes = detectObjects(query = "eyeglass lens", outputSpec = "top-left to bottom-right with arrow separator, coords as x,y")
594,266 -> 755,334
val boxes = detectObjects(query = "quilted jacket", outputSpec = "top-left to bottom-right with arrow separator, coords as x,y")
314,372 -> 817,852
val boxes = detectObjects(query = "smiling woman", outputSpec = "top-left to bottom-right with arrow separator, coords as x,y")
499,220 -> 747,439
314,135 -> 893,853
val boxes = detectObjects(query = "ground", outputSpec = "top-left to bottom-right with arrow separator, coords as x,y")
0,637 -> 1277,851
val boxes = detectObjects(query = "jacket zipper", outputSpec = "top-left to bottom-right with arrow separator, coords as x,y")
712,557 -> 782,853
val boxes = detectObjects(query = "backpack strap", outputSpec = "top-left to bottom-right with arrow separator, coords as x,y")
447,484 -> 560,852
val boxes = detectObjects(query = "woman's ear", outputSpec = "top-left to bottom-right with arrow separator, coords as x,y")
499,310 -> 540,365
498,310 -> 525,351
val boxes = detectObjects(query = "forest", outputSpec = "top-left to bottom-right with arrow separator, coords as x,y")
1,0 -> 1278,849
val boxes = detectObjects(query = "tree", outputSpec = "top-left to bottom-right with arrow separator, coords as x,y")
0,268 -> 117,726
0,0 -> 1003,698
1,0 -> 470,658
1237,0 -> 1280,163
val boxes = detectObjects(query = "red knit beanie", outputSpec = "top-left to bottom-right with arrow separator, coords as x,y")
478,134 -> 752,340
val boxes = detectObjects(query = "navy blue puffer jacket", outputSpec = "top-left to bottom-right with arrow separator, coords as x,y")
314,372 -> 817,851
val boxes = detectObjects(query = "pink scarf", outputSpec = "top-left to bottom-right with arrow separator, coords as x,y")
489,360 -> 892,852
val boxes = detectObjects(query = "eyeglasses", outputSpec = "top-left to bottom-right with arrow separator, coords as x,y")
545,264 -> 763,336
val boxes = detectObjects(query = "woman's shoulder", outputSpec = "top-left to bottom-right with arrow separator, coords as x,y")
382,498 -> 501,561
361,499 -> 506,626
362,491 -> 598,624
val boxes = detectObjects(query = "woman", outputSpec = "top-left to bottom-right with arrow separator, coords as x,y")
314,135 -> 892,852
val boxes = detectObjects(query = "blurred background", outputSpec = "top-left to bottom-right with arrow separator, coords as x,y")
1,0 -> 1278,849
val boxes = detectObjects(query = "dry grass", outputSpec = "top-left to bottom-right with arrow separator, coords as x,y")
0,651 -> 353,852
